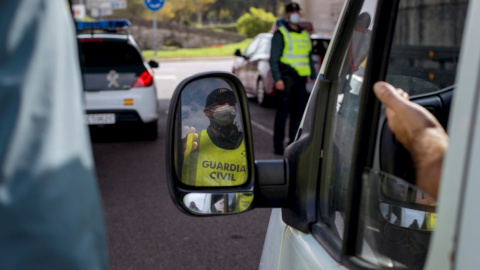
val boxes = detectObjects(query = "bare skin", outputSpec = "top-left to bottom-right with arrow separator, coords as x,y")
373,81 -> 449,198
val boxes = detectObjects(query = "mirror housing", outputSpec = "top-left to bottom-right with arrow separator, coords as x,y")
165,72 -> 290,216
166,72 -> 256,216
148,60 -> 159,68
234,49 -> 242,57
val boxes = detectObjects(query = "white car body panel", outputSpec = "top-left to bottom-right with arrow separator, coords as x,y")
260,209 -> 347,270
84,85 -> 159,123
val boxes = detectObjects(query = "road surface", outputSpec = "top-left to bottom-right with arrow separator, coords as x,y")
90,58 -> 282,270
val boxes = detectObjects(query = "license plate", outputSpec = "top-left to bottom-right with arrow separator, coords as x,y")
85,113 -> 116,125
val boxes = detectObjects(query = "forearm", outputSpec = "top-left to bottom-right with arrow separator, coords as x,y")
270,32 -> 284,82
410,129 -> 449,198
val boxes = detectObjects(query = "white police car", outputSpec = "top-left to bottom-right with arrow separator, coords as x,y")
77,20 -> 159,140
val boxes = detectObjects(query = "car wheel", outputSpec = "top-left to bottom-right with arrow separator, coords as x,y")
143,121 -> 158,141
256,79 -> 271,107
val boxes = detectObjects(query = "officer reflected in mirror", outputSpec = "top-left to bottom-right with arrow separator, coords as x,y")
178,81 -> 248,187
183,193 -> 254,214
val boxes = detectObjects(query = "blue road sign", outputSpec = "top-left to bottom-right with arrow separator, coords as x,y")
144,0 -> 165,11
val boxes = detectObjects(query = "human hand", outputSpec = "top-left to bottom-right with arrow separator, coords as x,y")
373,81 -> 448,198
183,126 -> 198,155
373,81 -> 447,152
275,80 -> 285,91
183,126 -> 196,136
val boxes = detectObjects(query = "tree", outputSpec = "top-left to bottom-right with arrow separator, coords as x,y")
236,7 -> 276,38
112,0 -> 148,18
192,0 -> 216,24
112,0 -> 287,26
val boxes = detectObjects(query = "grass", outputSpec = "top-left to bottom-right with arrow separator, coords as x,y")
142,39 -> 252,59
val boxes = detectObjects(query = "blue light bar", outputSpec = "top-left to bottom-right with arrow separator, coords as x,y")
76,20 -> 131,31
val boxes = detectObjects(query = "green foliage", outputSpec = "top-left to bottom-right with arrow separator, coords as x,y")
236,7 -> 276,38
201,23 -> 238,33
142,39 -> 252,59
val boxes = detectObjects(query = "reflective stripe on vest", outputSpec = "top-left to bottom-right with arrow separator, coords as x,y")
279,25 -> 312,77
182,129 -> 247,187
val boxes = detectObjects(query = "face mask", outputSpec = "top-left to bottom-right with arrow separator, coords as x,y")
211,105 -> 236,126
289,13 -> 300,24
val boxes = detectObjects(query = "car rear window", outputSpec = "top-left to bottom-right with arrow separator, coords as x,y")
79,40 -> 144,68
78,40 -> 146,90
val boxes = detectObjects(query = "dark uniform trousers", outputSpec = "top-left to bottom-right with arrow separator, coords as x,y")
274,71 -> 308,153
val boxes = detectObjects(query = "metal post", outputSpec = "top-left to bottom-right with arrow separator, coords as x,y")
153,11 -> 157,56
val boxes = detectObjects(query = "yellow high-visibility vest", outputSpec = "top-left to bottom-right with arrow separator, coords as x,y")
279,25 -> 312,77
234,193 -> 254,212
425,212 -> 437,231
182,129 -> 247,186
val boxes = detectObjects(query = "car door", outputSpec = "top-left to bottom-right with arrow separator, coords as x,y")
245,35 -> 271,92
237,35 -> 262,93
261,0 -> 467,269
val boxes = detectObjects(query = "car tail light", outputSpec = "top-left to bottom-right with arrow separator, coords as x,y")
133,70 -> 153,87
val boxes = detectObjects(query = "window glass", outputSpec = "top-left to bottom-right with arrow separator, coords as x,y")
319,0 -> 378,243
385,0 -> 468,96
243,36 -> 262,57
257,37 -> 271,54
79,42 -> 143,68
78,41 -> 145,90
354,1 -> 468,269
175,78 -> 247,187
357,169 -> 436,269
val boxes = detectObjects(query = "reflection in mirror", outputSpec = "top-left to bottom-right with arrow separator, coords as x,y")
183,193 -> 254,214
175,78 -> 248,187
358,168 -> 436,269
379,170 -> 436,206
380,203 -> 436,231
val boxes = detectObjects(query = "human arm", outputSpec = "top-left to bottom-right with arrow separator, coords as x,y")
269,31 -> 285,91
373,81 -> 449,198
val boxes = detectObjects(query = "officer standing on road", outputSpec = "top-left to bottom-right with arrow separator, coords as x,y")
182,88 -> 247,187
270,2 -> 317,155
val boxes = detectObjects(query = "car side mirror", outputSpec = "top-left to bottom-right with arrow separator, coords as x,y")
234,49 -> 242,57
148,60 -> 159,68
165,72 -> 256,216
361,168 -> 437,232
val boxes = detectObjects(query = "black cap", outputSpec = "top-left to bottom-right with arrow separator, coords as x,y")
285,2 -> 301,13
205,88 -> 236,108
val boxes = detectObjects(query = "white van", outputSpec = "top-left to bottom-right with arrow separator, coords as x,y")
165,0 -> 480,269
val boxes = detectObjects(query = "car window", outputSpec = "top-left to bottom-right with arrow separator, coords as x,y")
79,41 -> 144,68
355,2 -> 466,268
257,37 -> 271,54
78,40 -> 146,90
243,36 -> 262,57
319,0 -> 377,243
318,0 -> 467,268
385,1 -> 466,96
